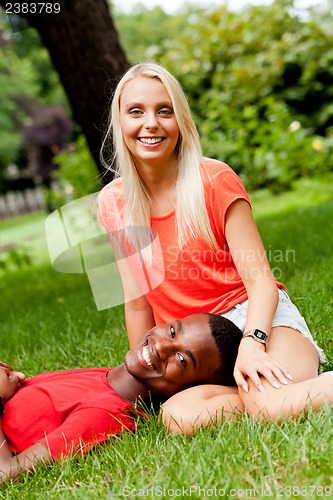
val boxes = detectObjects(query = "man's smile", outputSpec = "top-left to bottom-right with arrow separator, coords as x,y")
138,341 -> 158,372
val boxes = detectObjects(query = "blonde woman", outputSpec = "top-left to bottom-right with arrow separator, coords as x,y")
98,62 -> 330,432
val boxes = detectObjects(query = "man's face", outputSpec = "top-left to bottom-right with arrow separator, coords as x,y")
124,314 -> 221,398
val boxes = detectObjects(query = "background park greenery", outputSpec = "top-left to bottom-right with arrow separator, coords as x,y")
1,0 -> 333,496
0,0 -> 333,198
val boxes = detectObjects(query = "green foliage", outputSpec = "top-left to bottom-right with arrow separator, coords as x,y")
114,5 -> 190,62
47,135 -> 101,207
0,39 -> 39,169
1,1 -> 333,194
151,0 -> 333,190
200,97 -> 333,191
0,13 -> 68,187
11,23 -> 66,105
0,246 -> 33,273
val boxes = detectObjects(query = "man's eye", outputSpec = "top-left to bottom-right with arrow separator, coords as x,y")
170,325 -> 176,339
178,353 -> 186,368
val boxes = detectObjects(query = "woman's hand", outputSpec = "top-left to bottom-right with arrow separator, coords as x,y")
0,362 -> 26,403
234,339 -> 292,393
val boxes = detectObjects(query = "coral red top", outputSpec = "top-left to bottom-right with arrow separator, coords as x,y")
98,159 -> 284,324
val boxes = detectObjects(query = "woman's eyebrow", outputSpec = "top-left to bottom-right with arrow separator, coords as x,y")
124,101 -> 173,109
176,320 -> 197,369
158,102 -> 173,107
124,102 -> 142,109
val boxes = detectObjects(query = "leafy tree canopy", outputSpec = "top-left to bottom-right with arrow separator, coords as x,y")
0,13 -> 68,190
144,0 -> 333,190
1,0 -> 332,194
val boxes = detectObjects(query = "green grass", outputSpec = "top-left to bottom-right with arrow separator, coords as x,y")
0,211 -> 49,265
1,177 -> 333,498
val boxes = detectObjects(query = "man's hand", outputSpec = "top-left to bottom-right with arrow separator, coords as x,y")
0,361 -> 26,403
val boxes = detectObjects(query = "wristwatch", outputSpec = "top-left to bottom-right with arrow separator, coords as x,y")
242,329 -> 268,348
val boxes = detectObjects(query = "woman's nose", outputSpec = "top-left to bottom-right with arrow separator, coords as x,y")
144,112 -> 159,130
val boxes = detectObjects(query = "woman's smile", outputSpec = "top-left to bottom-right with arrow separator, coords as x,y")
138,137 -> 165,146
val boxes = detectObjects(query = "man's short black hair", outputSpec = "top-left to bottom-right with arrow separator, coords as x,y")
206,313 -> 242,386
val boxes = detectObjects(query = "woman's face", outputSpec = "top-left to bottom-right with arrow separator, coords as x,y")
119,76 -> 180,170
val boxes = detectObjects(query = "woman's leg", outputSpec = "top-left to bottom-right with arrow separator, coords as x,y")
161,385 -> 243,434
162,326 -> 330,433
238,326 -> 332,419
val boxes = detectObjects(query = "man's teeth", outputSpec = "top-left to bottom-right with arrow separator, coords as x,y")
139,137 -> 163,144
142,345 -> 154,370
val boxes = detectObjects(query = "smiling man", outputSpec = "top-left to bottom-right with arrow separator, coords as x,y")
0,313 -> 242,483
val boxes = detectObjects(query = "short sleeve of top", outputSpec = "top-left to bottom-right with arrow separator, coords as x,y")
2,368 -> 136,460
38,400 -> 134,459
97,159 -> 250,236
97,178 -> 125,235
201,158 -> 251,239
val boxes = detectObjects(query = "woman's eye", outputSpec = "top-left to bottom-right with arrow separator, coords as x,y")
170,325 -> 176,339
178,353 -> 186,367
129,109 -> 142,115
159,108 -> 173,115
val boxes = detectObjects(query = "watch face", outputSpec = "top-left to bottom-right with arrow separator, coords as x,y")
254,329 -> 268,341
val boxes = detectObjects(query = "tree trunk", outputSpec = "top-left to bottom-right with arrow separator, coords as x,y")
0,0 -> 128,182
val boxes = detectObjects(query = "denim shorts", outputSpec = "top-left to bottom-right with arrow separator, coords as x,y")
221,289 -> 326,365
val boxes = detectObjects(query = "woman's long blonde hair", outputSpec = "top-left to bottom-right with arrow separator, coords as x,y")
100,62 -> 217,262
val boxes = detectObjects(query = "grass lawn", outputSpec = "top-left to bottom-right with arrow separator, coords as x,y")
1,177 -> 333,498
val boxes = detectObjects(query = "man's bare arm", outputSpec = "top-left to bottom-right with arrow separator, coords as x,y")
0,420 -> 53,483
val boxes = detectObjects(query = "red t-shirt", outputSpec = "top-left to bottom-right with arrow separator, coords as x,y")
98,159 -> 285,324
2,368 -> 136,459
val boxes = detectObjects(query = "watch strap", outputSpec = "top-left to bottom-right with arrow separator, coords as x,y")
242,328 -> 268,347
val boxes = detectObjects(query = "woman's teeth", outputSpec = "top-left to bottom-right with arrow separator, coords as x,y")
139,138 -> 163,144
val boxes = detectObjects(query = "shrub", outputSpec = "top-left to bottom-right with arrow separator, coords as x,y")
46,135 -> 101,208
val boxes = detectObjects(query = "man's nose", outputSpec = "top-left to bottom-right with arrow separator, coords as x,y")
11,370 -> 26,382
154,337 -> 177,360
